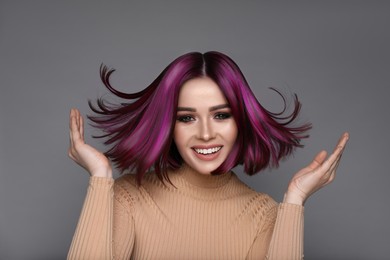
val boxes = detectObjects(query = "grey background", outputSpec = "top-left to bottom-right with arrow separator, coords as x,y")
1,1 -> 389,259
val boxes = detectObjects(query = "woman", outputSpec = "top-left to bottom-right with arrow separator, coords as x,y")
67,51 -> 349,259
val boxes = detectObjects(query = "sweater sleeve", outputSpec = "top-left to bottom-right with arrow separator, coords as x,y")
266,203 -> 304,260
247,202 -> 304,260
67,177 -> 135,260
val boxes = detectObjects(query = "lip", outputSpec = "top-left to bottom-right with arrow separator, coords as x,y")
191,145 -> 223,161
191,144 -> 223,149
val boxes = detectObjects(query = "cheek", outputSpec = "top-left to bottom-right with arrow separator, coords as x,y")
173,129 -> 180,147
173,125 -> 186,150
231,122 -> 238,141
221,121 -> 238,144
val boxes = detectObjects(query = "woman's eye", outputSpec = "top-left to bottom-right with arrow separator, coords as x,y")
215,113 -> 232,120
177,115 -> 194,123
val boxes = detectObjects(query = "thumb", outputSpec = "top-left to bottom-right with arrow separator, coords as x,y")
307,150 -> 327,170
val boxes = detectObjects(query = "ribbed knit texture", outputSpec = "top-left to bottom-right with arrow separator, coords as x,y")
68,170 -> 304,260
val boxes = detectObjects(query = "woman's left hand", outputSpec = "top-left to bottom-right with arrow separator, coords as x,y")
283,132 -> 349,205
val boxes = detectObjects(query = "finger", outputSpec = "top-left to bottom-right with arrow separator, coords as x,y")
69,108 -> 75,130
327,172 -> 336,183
69,130 -> 79,154
69,109 -> 82,160
70,110 -> 82,144
69,109 -> 74,143
79,111 -> 84,140
69,131 -> 78,160
325,161 -> 340,183
69,131 -> 74,149
75,109 -> 80,130
332,132 -> 349,155
316,136 -> 348,181
325,152 -> 343,178
319,133 -> 349,171
68,147 -> 76,160
324,143 -> 346,173
315,151 -> 341,179
69,109 -> 76,145
307,150 -> 327,170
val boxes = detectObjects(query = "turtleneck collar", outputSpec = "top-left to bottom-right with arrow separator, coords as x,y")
172,164 -> 232,189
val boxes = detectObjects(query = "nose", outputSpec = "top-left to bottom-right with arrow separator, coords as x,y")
197,119 -> 215,141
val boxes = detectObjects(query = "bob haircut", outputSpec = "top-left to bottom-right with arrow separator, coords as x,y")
89,51 -> 311,184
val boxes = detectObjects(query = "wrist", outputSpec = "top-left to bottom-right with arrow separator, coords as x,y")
90,168 -> 113,178
283,192 -> 305,206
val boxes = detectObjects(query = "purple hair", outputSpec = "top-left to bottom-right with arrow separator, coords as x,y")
89,51 -> 311,184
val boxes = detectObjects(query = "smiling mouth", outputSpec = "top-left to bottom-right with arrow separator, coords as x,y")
193,146 -> 222,155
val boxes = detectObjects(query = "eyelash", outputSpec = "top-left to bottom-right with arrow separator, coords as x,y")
176,115 -> 195,123
214,112 -> 232,120
176,113 -> 232,123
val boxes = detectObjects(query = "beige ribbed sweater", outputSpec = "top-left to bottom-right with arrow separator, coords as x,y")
68,170 -> 304,259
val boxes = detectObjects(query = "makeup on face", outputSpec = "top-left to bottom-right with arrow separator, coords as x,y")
173,77 -> 238,175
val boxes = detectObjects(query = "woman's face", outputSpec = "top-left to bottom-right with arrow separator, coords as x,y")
173,77 -> 238,175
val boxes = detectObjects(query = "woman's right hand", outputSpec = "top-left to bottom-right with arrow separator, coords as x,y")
68,108 -> 112,178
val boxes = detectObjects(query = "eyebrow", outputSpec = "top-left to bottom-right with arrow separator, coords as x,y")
177,104 -> 230,112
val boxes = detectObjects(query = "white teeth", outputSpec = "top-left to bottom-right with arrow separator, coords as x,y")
194,147 -> 222,155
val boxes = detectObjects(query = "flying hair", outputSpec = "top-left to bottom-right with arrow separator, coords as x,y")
88,51 -> 312,184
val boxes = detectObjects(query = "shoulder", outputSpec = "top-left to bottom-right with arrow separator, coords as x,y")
113,174 -> 140,207
113,172 -> 172,213
115,173 -> 138,190
230,174 -> 278,217
113,172 -> 162,200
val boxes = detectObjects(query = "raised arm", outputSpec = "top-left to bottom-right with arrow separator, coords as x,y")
265,133 -> 349,260
67,109 -> 135,259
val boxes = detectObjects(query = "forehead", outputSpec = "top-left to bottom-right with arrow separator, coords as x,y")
177,77 -> 227,106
